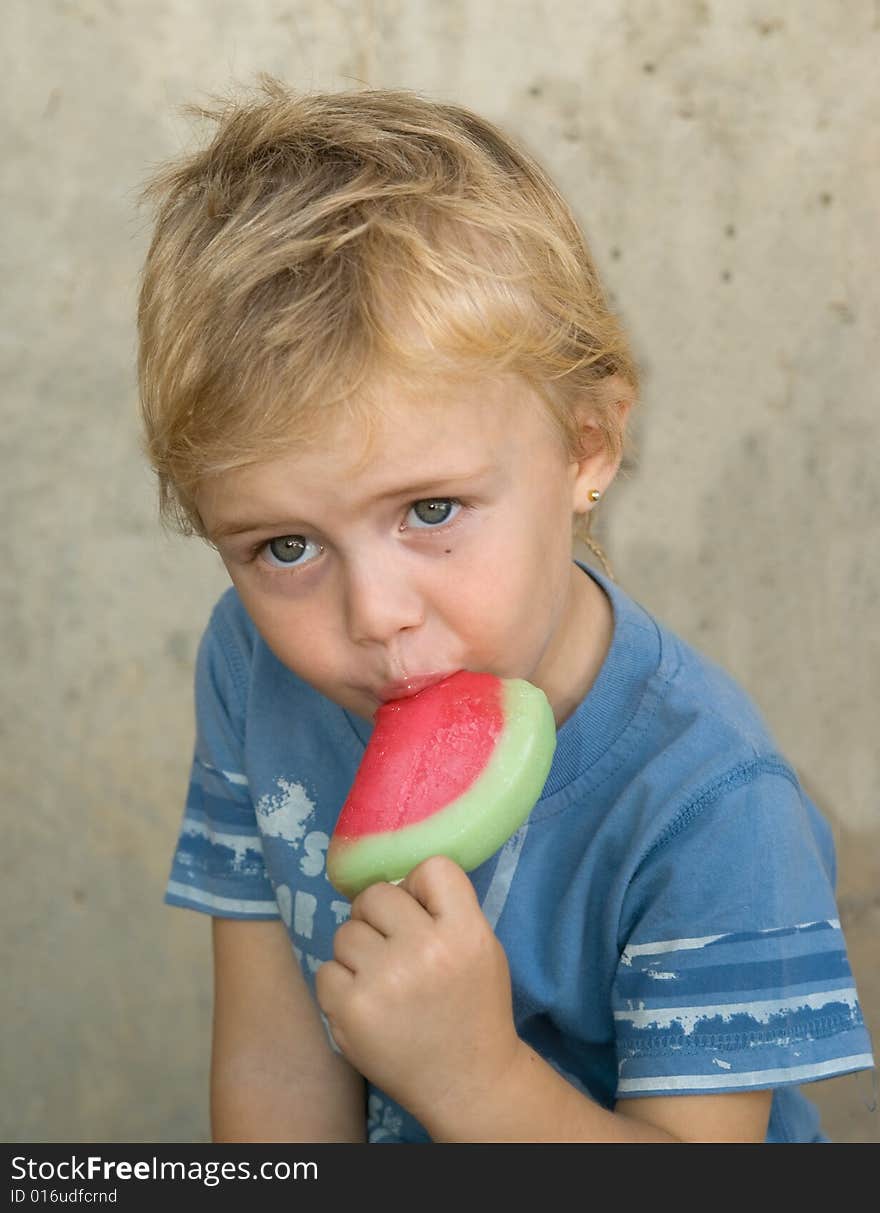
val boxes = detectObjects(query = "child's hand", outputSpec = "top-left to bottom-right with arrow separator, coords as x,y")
315,855 -> 521,1126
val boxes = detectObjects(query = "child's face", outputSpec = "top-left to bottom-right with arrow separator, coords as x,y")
198,374 -> 609,723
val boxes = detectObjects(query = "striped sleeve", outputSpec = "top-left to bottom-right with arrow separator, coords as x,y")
164,597 -> 280,920
613,769 -> 874,1098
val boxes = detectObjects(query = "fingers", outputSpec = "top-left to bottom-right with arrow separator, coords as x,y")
346,857 -> 480,938
401,854 -> 480,921
331,917 -> 385,973
315,918 -> 382,1020
349,878 -> 428,937
316,856 -> 503,1088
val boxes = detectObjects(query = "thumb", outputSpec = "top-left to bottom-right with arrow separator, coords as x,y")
401,853 -> 480,920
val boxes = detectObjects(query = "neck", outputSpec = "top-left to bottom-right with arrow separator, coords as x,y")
541,563 -> 614,729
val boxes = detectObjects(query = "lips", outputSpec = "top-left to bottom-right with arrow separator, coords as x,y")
376,671 -> 461,703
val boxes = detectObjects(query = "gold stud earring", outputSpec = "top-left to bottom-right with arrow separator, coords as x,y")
588,489 -> 601,503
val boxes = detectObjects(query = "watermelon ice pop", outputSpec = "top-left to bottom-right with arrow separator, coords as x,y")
326,670 -> 557,899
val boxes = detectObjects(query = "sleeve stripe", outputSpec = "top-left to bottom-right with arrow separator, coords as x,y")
615,949 -> 853,999
165,881 -> 279,916
614,985 -> 861,1030
180,818 -> 264,855
621,920 -> 838,964
617,1054 -> 875,1094
195,757 -> 249,787
185,788 -> 259,828
190,766 -> 251,808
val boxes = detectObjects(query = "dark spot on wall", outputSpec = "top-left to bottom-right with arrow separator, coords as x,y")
820,192 -> 833,206
610,246 -> 622,260
725,224 -> 736,238
165,629 -> 193,668
528,84 -> 542,97
43,88 -> 62,119
642,61 -> 656,74
828,300 -> 855,324
72,889 -> 86,905
721,270 -> 732,282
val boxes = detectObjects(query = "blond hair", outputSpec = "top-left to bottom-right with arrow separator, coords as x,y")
137,76 -> 638,537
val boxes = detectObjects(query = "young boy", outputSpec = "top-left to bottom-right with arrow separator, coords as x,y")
139,79 -> 874,1142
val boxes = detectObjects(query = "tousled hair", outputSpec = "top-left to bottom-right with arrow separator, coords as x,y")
137,75 -> 638,536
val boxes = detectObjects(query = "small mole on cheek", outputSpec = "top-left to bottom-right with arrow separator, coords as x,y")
444,548 -> 452,555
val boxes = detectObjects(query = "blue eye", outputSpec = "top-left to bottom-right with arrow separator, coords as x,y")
407,498 -> 461,528
262,535 -> 322,568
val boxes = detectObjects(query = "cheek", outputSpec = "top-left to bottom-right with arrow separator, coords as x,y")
488,510 -> 572,626
229,577 -> 338,676
448,530 -> 557,632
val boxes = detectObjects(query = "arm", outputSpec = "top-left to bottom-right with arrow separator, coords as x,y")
210,917 -> 366,1143
316,857 -> 772,1143
420,1043 -> 771,1142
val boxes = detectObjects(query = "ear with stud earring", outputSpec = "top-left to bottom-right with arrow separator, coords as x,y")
588,489 -> 601,504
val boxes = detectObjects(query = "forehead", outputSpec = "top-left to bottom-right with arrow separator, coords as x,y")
197,373 -> 567,531
279,371 -> 568,489
341,371 -> 558,465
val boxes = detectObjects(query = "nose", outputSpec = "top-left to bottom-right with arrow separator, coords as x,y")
343,553 -> 425,646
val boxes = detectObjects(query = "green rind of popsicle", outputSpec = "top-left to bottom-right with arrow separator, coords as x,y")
327,678 -> 557,900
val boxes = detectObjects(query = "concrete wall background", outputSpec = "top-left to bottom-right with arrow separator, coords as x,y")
3,0 -> 877,1142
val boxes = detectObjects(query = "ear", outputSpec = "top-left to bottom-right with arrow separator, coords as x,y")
569,375 -> 635,516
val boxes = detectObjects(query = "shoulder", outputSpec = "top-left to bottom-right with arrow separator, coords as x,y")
190,586 -> 259,722
614,576 -> 794,779
651,626 -> 800,819
586,564 -> 781,768
600,576 -> 833,867
663,627 -> 776,757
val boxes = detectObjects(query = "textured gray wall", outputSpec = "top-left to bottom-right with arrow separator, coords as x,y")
3,1 -> 877,1142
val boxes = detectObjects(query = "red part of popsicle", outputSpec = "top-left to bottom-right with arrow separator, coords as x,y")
336,670 -> 504,839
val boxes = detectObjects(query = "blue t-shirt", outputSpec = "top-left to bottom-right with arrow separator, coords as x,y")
165,562 -> 874,1142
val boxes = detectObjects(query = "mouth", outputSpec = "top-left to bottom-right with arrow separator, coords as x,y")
376,671 -> 461,703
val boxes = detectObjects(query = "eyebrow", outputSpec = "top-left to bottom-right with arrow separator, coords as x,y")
209,467 -> 494,540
